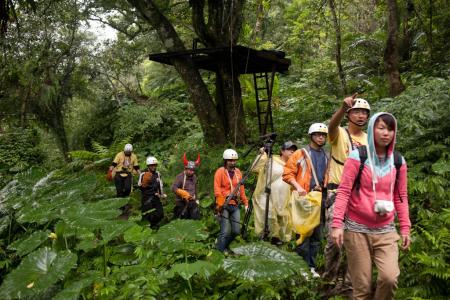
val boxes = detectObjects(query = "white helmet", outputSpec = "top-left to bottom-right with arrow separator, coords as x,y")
223,149 -> 238,160
124,143 -> 133,152
347,98 -> 371,113
146,156 -> 158,165
308,123 -> 328,135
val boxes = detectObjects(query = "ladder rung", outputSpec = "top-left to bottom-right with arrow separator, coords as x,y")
257,99 -> 269,102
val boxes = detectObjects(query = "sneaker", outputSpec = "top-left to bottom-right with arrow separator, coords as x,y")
310,267 -> 320,278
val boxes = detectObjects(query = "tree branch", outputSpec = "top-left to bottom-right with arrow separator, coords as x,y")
189,0 -> 214,46
127,0 -> 185,51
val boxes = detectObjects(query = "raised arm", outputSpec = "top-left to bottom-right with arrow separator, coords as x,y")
328,94 -> 358,142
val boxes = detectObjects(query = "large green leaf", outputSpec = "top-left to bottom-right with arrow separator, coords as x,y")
152,219 -> 209,253
15,172 -> 103,225
16,195 -> 73,225
123,224 -> 153,244
61,198 -> 129,229
52,271 -> 99,300
0,247 -> 77,299
168,260 -> 219,280
7,230 -> 50,257
100,221 -> 134,243
75,221 -> 135,252
0,168 -> 47,210
223,242 -> 307,282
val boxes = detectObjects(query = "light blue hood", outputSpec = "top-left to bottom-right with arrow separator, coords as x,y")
366,112 -> 398,179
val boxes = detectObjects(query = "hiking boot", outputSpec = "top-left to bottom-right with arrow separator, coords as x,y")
271,237 -> 283,246
223,248 -> 236,256
310,267 -> 320,278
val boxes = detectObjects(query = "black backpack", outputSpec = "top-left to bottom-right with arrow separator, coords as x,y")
352,145 -> 404,202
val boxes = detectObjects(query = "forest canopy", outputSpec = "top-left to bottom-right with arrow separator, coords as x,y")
0,0 -> 449,299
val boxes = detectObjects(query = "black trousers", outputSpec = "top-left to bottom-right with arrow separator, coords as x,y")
173,201 -> 200,220
114,173 -> 132,197
141,196 -> 164,228
115,173 -> 132,213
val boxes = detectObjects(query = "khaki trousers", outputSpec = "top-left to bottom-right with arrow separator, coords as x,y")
324,199 -> 352,290
344,231 -> 400,300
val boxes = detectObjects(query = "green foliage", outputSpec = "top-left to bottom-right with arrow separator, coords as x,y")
0,128 -> 45,187
396,209 -> 450,299
223,242 -> 307,281
167,260 -> 218,280
0,247 -> 77,299
0,163 -> 320,299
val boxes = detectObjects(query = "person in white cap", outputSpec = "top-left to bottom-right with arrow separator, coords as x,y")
138,156 -> 166,228
109,144 -> 140,214
283,123 -> 329,279
214,149 -> 248,255
323,94 -> 370,294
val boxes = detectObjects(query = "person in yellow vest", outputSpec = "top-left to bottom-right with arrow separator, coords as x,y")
323,94 -> 370,294
109,144 -> 140,214
252,141 -> 297,245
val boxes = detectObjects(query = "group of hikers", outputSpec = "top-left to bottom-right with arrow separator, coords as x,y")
108,94 -> 411,299
108,149 -> 201,227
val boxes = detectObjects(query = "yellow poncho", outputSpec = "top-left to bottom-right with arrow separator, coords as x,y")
252,153 -> 292,241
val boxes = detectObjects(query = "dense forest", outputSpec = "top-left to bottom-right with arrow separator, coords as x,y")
0,0 -> 449,299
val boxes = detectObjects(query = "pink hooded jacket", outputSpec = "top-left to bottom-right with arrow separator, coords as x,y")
331,112 -> 411,235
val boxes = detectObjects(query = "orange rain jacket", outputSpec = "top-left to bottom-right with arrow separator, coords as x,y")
214,167 -> 248,208
282,149 -> 314,192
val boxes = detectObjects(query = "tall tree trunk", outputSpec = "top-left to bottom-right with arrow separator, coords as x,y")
51,109 -> 69,162
127,0 -> 250,145
328,0 -> 347,95
127,0 -> 226,145
216,60 -> 246,145
384,0 -> 405,97
33,102 -> 70,162
192,0 -> 247,145
399,0 -> 415,65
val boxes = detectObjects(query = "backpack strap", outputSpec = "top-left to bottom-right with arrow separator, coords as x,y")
301,148 -> 321,190
331,155 -> 345,166
393,150 -> 403,202
331,128 -> 354,166
345,128 -> 355,151
352,145 -> 368,192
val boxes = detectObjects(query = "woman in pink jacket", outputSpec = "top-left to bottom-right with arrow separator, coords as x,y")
331,112 -> 411,300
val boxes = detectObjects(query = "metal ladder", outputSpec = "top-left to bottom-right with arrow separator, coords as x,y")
253,72 -> 274,136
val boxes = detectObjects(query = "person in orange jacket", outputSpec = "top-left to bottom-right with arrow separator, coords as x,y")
214,149 -> 248,254
283,123 -> 329,278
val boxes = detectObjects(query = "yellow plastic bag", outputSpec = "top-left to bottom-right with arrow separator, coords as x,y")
290,190 -> 322,245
